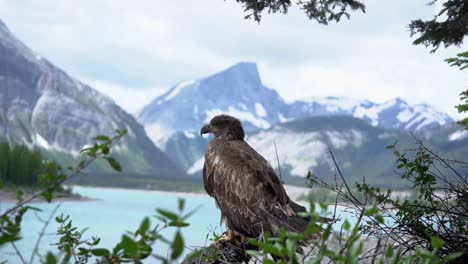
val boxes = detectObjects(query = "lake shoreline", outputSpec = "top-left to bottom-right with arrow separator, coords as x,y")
0,188 -> 94,203
67,184 -> 313,201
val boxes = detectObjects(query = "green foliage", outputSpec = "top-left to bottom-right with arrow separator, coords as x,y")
454,89 -> 468,129
0,142 -> 44,186
445,51 -> 468,129
0,129 -> 128,259
446,51 -> 468,70
43,198 -> 192,264
351,141 -> 467,263
295,139 -> 466,263
231,0 -> 365,23
0,206 -> 40,247
409,0 -> 467,52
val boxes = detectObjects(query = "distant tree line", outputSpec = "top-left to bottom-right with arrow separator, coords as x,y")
0,142 -> 44,185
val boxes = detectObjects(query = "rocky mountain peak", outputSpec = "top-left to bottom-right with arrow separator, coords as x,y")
0,19 -> 186,177
139,61 -> 454,147
138,62 -> 286,141
209,61 -> 261,86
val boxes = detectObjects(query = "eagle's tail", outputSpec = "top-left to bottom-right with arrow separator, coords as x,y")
263,200 -> 332,239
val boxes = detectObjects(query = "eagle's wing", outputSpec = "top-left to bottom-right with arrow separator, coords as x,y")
230,140 -> 289,204
203,139 -> 308,237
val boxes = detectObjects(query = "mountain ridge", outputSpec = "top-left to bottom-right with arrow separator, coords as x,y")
0,18 -> 187,178
138,62 -> 453,148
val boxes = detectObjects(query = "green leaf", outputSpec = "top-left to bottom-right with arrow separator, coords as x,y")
0,179 -> 3,189
385,245 -> 394,258
248,238 -> 259,246
139,243 -> 153,258
105,157 -> 122,172
102,146 -> 109,155
138,217 -> 150,234
375,214 -> 384,224
323,225 -> 332,241
46,252 -> 58,264
178,198 -> 185,211
285,232 -> 305,240
246,250 -> 264,257
16,189 -> 24,202
262,243 -> 282,256
430,236 -> 444,250
171,231 -> 184,259
91,248 -> 110,256
78,247 -> 89,255
93,135 -> 110,141
156,209 -> 178,221
91,237 -> 101,246
286,239 -> 296,256
343,220 -> 351,231
319,202 -> 328,211
446,252 -> 464,261
120,235 -> 138,256
0,234 -> 21,246
365,206 -> 378,216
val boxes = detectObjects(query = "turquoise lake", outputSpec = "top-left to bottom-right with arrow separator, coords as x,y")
0,186 -> 352,263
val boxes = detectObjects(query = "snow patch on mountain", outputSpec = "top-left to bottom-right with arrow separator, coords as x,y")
326,130 -> 364,149
35,133 -> 49,150
353,104 -> 384,126
165,80 -> 196,101
205,106 -> 271,129
306,96 -> 366,112
187,156 -> 205,174
397,109 -> 413,123
449,130 -> 468,141
144,123 -> 174,147
278,113 -> 291,123
247,129 -> 328,177
413,104 -> 450,126
239,103 -> 248,110
255,103 -> 267,117
184,130 -> 196,139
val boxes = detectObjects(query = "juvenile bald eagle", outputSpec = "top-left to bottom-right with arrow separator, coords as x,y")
200,114 -> 312,241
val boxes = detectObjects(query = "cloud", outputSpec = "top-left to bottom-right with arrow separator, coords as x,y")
0,0 -> 466,118
84,80 -> 166,114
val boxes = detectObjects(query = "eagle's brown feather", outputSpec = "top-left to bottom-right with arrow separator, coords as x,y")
202,115 -> 310,238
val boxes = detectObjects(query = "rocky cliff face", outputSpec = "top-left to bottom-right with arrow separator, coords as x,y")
0,19 -> 186,178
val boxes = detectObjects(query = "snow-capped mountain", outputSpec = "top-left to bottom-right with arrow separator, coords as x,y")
136,62 -> 463,184
186,116 -> 399,180
286,97 -> 452,131
138,62 -> 286,145
170,116 -> 467,184
138,62 -> 453,147
0,19 -> 185,178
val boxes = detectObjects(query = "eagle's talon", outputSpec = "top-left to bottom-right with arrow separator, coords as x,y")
219,230 -> 235,242
211,230 -> 245,247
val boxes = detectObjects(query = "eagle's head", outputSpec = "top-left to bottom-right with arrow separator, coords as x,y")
200,114 -> 245,140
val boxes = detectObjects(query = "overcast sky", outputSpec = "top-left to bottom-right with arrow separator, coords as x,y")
0,0 -> 466,117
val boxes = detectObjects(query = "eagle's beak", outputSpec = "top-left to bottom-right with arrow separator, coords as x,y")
200,124 -> 212,136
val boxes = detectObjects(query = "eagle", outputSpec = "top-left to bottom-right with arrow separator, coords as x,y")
200,114 -> 313,242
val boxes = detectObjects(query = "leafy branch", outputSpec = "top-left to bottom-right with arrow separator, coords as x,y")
0,129 -> 127,249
